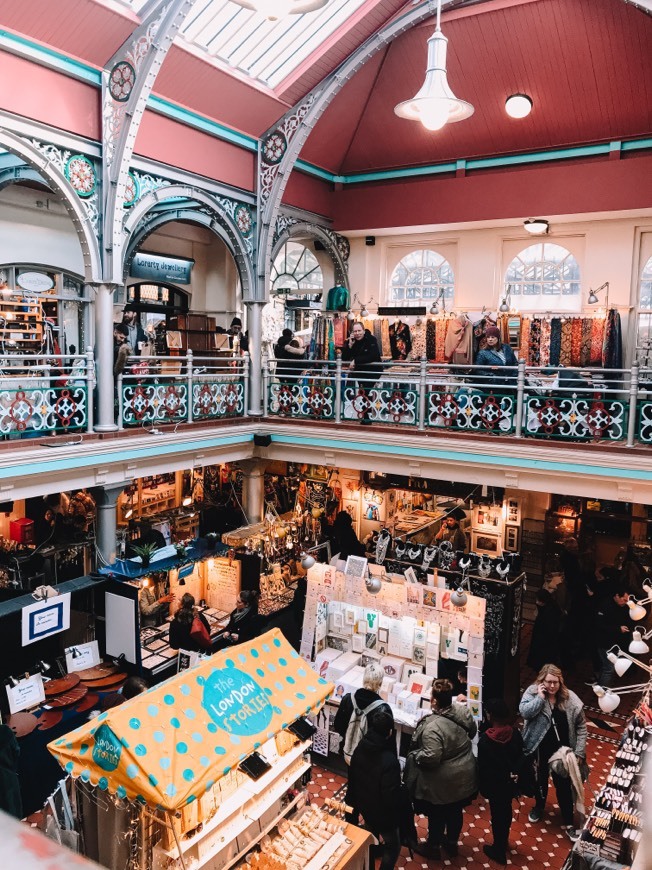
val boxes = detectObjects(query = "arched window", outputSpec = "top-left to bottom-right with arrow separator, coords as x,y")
388,249 -> 454,308
636,254 -> 652,364
271,241 -> 323,294
505,243 -> 580,312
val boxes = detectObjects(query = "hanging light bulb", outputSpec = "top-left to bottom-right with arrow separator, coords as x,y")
395,0 -> 474,133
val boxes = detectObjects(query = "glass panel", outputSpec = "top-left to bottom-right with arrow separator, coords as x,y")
503,244 -> 580,312
387,249 -> 455,307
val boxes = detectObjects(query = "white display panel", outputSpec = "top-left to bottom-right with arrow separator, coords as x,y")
105,591 -> 138,664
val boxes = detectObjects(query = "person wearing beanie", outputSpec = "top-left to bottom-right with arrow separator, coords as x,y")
274,328 -> 306,385
228,316 -> 249,353
435,516 -> 468,552
475,325 -> 518,390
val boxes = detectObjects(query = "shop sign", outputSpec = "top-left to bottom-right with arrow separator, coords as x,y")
21,592 -> 71,646
92,723 -> 123,771
202,667 -> 273,736
130,252 -> 194,285
16,271 -> 54,293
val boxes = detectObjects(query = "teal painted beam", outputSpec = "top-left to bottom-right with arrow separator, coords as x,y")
0,30 -> 102,85
0,431 -> 254,481
270,433 -> 652,481
147,96 -> 258,152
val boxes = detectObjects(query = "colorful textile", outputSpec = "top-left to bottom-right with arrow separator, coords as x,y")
381,318 -> 392,359
520,317 -> 531,365
602,308 -> 622,369
580,318 -> 593,366
333,315 -> 347,348
426,319 -> 437,360
590,318 -> 605,365
539,318 -> 551,367
570,317 -> 583,367
435,318 -> 449,363
549,318 -> 562,366
411,321 -> 426,359
529,318 -> 542,366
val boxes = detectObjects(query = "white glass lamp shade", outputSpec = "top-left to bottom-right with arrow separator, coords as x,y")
505,93 -> 533,119
395,28 -> 474,132
598,691 -> 621,713
615,657 -> 633,678
451,587 -> 468,607
629,631 -> 650,655
628,600 -> 648,621
523,219 -> 549,235
230,0 -> 328,20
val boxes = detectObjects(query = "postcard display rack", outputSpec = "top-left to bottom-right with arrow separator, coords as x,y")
300,563 -> 486,760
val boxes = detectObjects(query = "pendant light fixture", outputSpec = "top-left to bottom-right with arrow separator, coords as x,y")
229,0 -> 328,20
395,0 -> 473,132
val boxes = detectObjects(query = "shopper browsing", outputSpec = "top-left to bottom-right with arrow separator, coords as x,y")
346,709 -> 403,870
474,326 -> 518,390
404,678 -> 478,859
478,699 -> 524,865
215,590 -> 261,649
169,592 -> 212,652
595,584 -> 634,686
341,321 -> 382,424
519,664 -> 586,840
333,662 -> 393,761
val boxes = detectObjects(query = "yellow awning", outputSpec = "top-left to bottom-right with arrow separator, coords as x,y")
48,629 -> 332,812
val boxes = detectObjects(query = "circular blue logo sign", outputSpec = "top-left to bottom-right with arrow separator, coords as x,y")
202,667 -> 273,737
92,723 -> 123,772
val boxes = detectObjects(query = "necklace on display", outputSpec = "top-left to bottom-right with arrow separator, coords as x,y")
422,545 -> 438,570
408,544 -> 423,562
394,541 -> 407,560
477,555 -> 493,578
375,529 -> 392,565
437,540 -> 455,570
495,560 -> 510,579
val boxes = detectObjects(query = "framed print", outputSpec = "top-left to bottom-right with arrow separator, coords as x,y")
504,524 -> 520,552
472,505 -> 502,531
471,531 -> 502,556
505,498 -> 521,525
345,555 -> 368,579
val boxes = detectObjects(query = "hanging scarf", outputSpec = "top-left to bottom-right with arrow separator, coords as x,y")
426,319 -> 437,361
333,316 -> 346,348
580,318 -> 593,367
520,317 -> 531,365
327,318 -> 335,361
590,318 -> 605,366
602,308 -> 623,369
540,318 -> 551,367
549,318 -> 562,366
435,318 -> 448,363
529,318 -> 542,366
570,317 -> 583,367
411,320 -> 426,359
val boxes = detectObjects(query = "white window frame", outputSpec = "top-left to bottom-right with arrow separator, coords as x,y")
386,248 -> 455,309
503,242 -> 582,314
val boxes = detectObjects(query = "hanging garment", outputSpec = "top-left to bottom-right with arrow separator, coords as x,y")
529,318 -> 542,366
580,318 -> 593,367
426,319 -> 437,360
444,314 -> 473,364
539,318 -> 551,367
590,318 -> 605,366
520,317 -> 531,365
333,316 -> 347,348
570,317 -> 583,367
326,318 -> 335,361
411,320 -> 427,359
381,319 -> 392,359
558,318 -> 572,367
435,318 -> 449,363
389,321 -> 412,360
549,318 -> 562,366
602,308 -> 623,369
325,285 -> 350,312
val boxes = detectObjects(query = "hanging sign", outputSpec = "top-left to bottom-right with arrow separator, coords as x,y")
130,252 -> 194,285
16,271 -> 54,293
22,593 -> 71,646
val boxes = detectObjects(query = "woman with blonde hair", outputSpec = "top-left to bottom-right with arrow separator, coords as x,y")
519,663 -> 586,840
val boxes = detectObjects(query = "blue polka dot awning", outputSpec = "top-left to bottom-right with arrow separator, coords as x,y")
47,629 -> 333,811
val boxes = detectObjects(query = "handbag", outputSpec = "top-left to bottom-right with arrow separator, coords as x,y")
548,714 -> 590,782
190,614 -> 211,649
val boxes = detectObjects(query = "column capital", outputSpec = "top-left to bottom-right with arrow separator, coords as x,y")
90,484 -> 125,507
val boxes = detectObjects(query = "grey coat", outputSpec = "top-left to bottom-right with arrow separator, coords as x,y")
404,705 -> 478,806
519,684 -> 587,758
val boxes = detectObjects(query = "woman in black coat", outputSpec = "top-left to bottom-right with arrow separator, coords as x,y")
215,590 -> 261,649
169,593 -> 212,652
332,510 -> 365,560
347,709 -> 403,870
475,326 -> 518,390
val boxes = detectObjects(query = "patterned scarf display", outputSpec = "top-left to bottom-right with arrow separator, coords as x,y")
426,319 -> 437,361
570,317 -> 583,366
549,318 -> 562,366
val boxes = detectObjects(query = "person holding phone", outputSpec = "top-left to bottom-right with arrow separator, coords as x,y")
519,664 -> 586,841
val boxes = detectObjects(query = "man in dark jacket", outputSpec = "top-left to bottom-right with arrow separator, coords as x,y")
347,709 -> 402,870
478,699 -> 523,865
341,321 -> 382,424
595,585 -> 634,685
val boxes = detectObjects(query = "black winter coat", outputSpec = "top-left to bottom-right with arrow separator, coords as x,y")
347,729 -> 402,834
478,725 -> 523,799
333,688 -> 393,739
341,330 -> 383,380
169,611 -> 211,652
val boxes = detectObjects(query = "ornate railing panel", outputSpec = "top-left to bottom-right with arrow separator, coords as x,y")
0,385 -> 88,437
268,380 -> 335,420
637,401 -> 652,443
122,381 -> 188,425
192,380 -> 244,419
342,384 -> 418,426
427,390 -> 515,433
524,394 -> 626,441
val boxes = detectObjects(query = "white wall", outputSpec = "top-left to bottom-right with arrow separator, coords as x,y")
346,211 -> 652,364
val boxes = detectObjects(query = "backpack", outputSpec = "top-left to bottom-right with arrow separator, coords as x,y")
343,697 -> 385,764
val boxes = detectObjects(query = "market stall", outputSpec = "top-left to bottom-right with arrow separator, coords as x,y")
48,629 -> 342,870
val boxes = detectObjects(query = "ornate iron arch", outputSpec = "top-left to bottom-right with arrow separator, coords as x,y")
271,221 -> 349,290
0,130 -> 102,282
0,165 -> 48,193
122,185 -> 254,297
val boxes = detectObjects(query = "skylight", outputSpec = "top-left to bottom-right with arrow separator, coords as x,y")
116,0 -> 368,90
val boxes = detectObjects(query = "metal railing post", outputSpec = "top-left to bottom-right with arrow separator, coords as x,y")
117,373 -> 125,431
335,353 -> 343,423
514,359 -> 526,438
243,352 -> 250,417
85,347 -> 94,433
186,349 -> 194,424
418,355 -> 427,430
262,353 -> 269,418
627,360 -> 640,447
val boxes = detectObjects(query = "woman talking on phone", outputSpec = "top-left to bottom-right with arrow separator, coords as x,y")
519,664 -> 586,841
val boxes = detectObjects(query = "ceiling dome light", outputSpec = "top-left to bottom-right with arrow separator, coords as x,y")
230,0 -> 328,19
505,93 -> 533,119
395,0 -> 473,133
523,218 -> 550,235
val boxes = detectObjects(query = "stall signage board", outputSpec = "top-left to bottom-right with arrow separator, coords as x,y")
6,674 -> 45,714
206,557 -> 241,613
65,640 -> 101,673
16,271 -> 54,293
130,252 -> 194,285
22,593 -> 71,646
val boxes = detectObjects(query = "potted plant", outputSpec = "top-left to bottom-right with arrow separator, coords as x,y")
132,542 -> 158,568
175,542 -> 188,559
